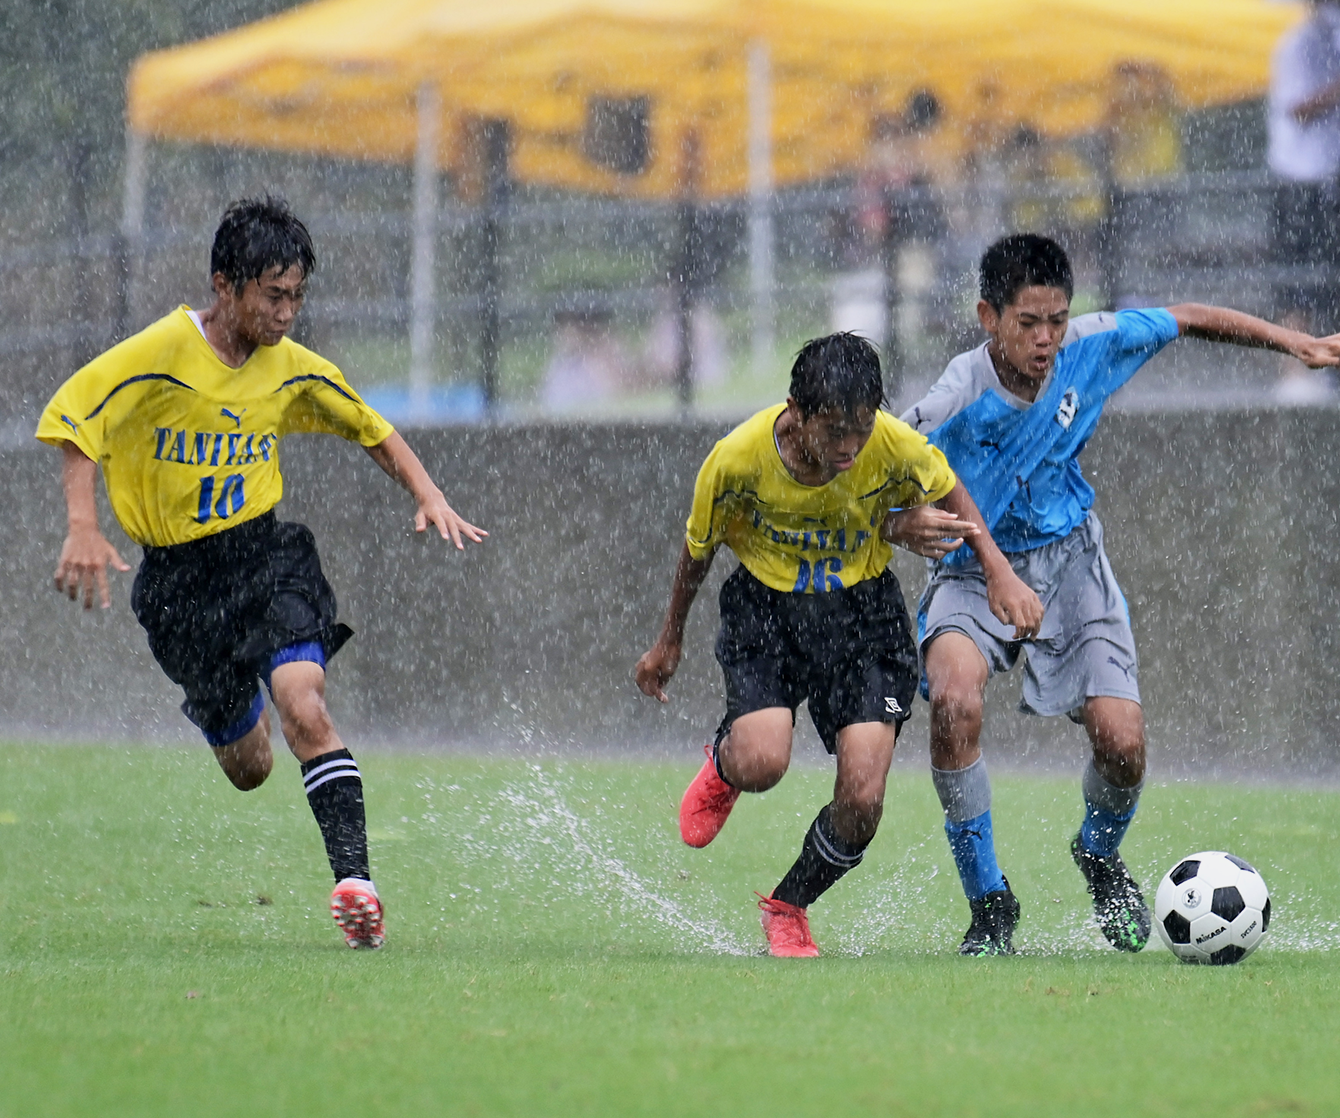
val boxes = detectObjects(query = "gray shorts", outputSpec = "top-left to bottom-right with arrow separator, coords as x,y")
917,514 -> 1139,720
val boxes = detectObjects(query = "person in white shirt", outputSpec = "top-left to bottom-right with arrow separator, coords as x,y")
1268,1 -> 1340,330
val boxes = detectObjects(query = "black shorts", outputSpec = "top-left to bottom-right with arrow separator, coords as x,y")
714,565 -> 918,754
131,512 -> 352,745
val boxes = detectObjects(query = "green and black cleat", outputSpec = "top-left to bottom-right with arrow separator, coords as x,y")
1070,833 -> 1150,952
959,881 -> 1021,956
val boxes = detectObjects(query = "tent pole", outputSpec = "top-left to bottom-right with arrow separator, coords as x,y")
480,119 -> 510,415
673,128 -> 702,413
747,40 -> 775,380
116,125 -> 147,342
409,82 -> 441,419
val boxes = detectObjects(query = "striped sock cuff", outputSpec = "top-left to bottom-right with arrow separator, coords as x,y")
812,807 -> 867,869
301,750 -> 361,796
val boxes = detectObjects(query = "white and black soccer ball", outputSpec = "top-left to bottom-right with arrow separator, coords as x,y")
1154,851 -> 1270,965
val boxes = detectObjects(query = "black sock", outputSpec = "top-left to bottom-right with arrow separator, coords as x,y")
300,749 -> 369,882
772,804 -> 868,908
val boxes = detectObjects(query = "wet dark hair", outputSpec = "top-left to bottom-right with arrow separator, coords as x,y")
979,233 -> 1072,312
788,332 -> 885,419
210,196 -> 316,293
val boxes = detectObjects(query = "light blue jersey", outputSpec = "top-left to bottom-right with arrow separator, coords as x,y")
901,308 -> 1179,559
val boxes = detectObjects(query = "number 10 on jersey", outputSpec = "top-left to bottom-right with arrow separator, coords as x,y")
196,474 -> 246,524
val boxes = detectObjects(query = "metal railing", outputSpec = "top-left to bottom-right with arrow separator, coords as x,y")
0,168 -> 1315,428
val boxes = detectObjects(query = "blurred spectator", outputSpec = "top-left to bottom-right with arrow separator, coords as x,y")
1101,62 -> 1185,308
541,305 -> 631,411
1104,62 -> 1184,187
1004,125 -> 1104,268
856,90 -> 951,247
960,81 -> 1012,242
1268,0 -> 1340,336
962,81 -> 1011,182
642,295 -> 727,392
844,89 -> 951,364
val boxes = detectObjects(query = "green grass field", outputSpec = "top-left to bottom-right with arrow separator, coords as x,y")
1,742 -> 1337,1117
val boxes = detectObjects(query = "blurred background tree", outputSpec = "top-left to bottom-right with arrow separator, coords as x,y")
0,0 -> 296,245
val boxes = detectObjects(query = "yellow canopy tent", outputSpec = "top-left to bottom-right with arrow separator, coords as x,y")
122,0 -> 1305,409
128,0 -> 1303,198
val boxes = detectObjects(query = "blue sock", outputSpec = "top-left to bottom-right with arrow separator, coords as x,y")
1079,801 -> 1137,857
945,810 -> 1008,900
1078,761 -> 1141,858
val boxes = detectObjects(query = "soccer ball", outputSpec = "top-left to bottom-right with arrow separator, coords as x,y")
1153,851 -> 1270,965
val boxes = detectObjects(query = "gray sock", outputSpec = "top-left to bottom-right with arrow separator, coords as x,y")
931,756 -> 992,824
1082,759 -> 1142,816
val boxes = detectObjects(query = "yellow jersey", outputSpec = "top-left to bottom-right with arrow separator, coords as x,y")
36,306 -> 394,547
686,404 -> 956,593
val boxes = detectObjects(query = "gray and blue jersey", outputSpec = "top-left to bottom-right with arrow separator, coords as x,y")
901,308 -> 1179,559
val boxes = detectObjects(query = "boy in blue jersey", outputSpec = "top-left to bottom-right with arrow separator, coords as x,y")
895,234 -> 1340,955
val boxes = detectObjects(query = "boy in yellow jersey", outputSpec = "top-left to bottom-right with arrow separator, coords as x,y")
635,333 -> 1041,956
37,197 -> 486,949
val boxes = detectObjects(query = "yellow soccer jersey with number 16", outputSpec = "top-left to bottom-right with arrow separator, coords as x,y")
685,403 -> 957,593
36,306 -> 394,548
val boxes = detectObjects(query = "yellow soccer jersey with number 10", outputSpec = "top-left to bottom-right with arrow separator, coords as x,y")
685,403 -> 957,593
36,306 -> 394,548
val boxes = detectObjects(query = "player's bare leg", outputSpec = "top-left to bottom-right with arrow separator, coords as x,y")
270,659 -> 383,948
716,707 -> 793,792
1083,696 -> 1145,788
830,720 -> 898,847
212,712 -> 274,790
678,707 -> 791,848
926,632 -> 990,772
1073,695 -> 1149,952
270,660 -> 344,762
925,632 -> 1018,954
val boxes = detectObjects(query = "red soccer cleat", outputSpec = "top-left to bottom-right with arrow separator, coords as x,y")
679,741 -> 741,848
757,892 -> 820,957
330,878 -> 385,949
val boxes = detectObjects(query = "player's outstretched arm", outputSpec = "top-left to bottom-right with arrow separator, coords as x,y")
937,481 -> 1044,640
364,432 -> 487,550
54,441 -> 130,610
635,543 -> 714,703
1168,304 -> 1340,369
881,504 -> 980,559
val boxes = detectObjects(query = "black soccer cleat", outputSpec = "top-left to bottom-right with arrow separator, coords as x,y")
959,881 -> 1021,957
1070,833 -> 1150,953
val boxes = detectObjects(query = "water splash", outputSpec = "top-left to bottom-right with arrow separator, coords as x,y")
464,764 -> 750,955
522,767 -> 750,955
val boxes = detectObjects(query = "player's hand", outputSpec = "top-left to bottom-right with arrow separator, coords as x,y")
54,526 -> 130,610
635,640 -> 681,703
984,566 -> 1044,641
415,490 -> 488,550
882,506 -> 980,559
1293,332 -> 1340,369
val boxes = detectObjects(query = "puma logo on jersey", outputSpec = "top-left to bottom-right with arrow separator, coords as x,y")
60,414 -> 80,434
1056,388 -> 1079,430
885,696 -> 903,716
221,407 -> 247,428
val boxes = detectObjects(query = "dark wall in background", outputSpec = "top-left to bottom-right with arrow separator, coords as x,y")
4,412 -> 1339,777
